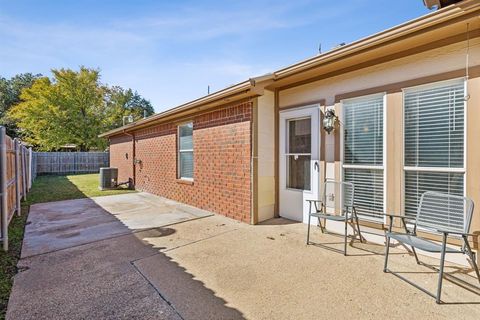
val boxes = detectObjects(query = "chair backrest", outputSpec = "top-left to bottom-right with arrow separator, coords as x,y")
416,191 -> 474,234
322,180 -> 354,215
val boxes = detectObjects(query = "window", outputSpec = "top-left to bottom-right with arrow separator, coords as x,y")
286,117 -> 311,190
404,79 -> 465,218
178,122 -> 193,180
343,94 -> 385,218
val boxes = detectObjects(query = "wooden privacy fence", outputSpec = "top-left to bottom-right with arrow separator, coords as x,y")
0,126 -> 33,251
33,152 -> 109,175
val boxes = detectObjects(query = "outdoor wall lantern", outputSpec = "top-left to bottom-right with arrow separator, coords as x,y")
322,109 -> 338,134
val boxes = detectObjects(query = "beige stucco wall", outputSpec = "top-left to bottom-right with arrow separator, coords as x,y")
276,37 -> 480,252
256,90 -> 276,222
279,39 -> 480,108
466,76 -> 480,237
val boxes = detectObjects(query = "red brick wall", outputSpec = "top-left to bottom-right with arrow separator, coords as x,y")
110,100 -> 253,223
109,134 -> 133,183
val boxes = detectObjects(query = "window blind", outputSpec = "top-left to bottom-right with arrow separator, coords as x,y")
344,95 -> 384,165
343,94 -> 384,218
404,171 -> 464,218
344,168 -> 384,217
404,80 -> 464,168
404,80 -> 465,218
178,122 -> 193,179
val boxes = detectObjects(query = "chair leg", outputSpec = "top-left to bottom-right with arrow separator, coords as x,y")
344,218 -> 348,256
463,236 -> 480,284
307,201 -> 312,245
315,202 -> 325,234
411,247 -> 421,265
353,207 -> 364,243
307,213 -> 311,245
436,233 -> 448,304
318,219 -> 325,234
384,235 -> 391,272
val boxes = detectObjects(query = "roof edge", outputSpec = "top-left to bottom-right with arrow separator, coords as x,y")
273,0 -> 479,79
100,75 -> 274,138
100,0 -> 479,138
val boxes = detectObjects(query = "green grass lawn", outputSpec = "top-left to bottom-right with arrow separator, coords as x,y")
0,173 -> 136,319
25,173 -> 136,205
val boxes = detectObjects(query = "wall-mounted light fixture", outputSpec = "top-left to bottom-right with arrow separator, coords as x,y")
322,109 -> 338,134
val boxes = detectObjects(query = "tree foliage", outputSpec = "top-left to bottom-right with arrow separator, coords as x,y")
103,86 -> 154,129
0,73 -> 41,137
7,67 -> 154,151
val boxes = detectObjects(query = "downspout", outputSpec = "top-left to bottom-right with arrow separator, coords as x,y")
123,130 -> 136,188
250,99 -> 258,225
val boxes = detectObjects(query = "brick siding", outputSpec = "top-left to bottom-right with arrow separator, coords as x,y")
109,100 -> 253,223
109,134 -> 133,183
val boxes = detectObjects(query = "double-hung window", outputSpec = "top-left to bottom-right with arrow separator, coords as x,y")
343,94 -> 385,219
178,122 -> 194,180
404,79 -> 465,218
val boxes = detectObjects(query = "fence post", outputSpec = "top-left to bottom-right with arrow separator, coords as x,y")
25,147 -> 29,191
14,139 -> 21,216
0,127 -> 8,251
32,151 -> 36,181
28,148 -> 33,189
74,152 -> 78,173
21,146 -> 27,201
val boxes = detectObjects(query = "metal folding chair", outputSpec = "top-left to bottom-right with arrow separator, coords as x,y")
384,191 -> 480,304
306,180 -> 364,255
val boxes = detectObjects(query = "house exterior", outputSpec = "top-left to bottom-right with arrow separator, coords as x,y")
101,1 -> 480,253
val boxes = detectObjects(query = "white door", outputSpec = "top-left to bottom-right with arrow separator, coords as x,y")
279,105 -> 321,223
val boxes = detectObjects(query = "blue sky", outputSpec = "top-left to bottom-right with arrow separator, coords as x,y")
0,0 -> 430,112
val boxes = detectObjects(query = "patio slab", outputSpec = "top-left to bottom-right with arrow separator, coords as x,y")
8,193 -> 480,319
134,218 -> 480,320
8,231 -> 183,320
21,192 -> 212,257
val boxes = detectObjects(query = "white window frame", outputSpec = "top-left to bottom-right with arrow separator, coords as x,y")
402,78 -> 467,220
341,92 -> 387,223
178,121 -> 194,181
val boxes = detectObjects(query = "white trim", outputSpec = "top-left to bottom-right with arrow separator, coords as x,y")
463,79 -> 468,197
342,164 -> 384,170
279,104 -> 321,222
178,122 -> 194,180
383,93 -> 387,223
403,166 -> 465,173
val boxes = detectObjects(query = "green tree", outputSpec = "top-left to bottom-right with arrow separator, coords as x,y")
103,86 -> 154,129
0,73 -> 41,137
8,67 -> 155,151
9,68 -> 106,151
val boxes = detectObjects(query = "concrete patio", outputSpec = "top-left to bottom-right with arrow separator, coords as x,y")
7,193 -> 480,319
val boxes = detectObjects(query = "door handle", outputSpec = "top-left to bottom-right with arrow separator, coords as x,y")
314,161 -> 320,172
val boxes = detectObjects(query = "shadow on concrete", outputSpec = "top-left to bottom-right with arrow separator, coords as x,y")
258,217 -> 300,225
388,260 -> 480,305
10,194 -> 245,320
132,247 -> 245,320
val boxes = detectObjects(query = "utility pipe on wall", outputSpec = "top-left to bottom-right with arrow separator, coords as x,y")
124,130 -> 136,187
